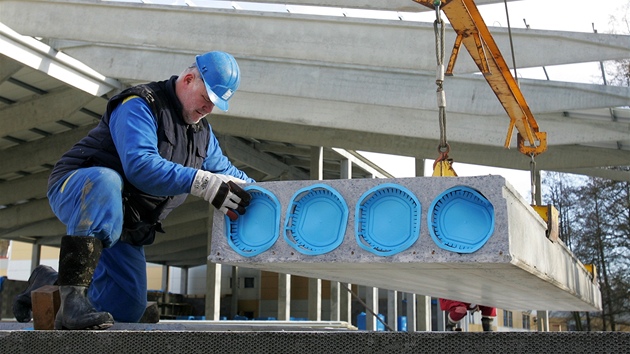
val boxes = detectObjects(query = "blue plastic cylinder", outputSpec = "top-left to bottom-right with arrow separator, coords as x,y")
357,312 -> 386,331
397,316 -> 408,331
376,314 -> 385,331
357,312 -> 366,330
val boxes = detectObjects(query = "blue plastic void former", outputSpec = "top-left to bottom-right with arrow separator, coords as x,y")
284,184 -> 348,255
355,183 -> 421,256
428,185 -> 495,253
225,185 -> 281,257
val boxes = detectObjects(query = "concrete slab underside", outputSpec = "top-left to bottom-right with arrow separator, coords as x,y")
210,176 -> 601,311
0,328 -> 628,354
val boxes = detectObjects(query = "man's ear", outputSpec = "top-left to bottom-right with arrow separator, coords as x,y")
183,72 -> 195,85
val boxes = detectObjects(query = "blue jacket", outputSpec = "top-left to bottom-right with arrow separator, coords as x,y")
49,76 -> 253,244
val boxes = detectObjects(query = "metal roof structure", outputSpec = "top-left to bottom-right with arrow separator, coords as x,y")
0,0 -> 628,267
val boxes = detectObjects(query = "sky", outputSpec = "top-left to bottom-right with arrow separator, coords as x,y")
408,0 -> 628,33
358,0 -> 629,200
409,0 -> 629,83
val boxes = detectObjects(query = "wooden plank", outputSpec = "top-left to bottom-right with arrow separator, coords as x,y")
32,285 -> 60,330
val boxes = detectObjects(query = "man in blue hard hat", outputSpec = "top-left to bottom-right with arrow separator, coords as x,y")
13,51 -> 254,330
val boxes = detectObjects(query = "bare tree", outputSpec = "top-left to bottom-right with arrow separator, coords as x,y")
543,172 -> 589,330
542,171 -> 630,331
542,172 -> 582,249
605,1 -> 630,87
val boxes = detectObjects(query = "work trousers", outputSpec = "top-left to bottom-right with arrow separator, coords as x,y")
48,167 -> 147,322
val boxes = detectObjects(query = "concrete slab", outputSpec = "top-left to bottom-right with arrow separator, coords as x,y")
209,176 -> 601,311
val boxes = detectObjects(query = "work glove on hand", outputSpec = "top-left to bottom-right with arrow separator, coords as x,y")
468,304 -> 480,313
190,170 -> 252,221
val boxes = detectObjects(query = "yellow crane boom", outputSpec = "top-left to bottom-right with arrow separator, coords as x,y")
413,0 -> 547,156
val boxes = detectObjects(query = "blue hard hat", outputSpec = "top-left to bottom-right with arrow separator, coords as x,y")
195,51 -> 240,112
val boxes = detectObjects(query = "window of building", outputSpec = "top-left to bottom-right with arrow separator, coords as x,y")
0,240 -> 9,258
503,310 -> 513,327
244,277 -> 255,288
522,314 -> 530,330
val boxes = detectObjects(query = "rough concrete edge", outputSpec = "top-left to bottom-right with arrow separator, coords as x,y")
502,181 -> 602,311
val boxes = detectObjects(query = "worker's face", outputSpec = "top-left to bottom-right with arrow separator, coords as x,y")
180,73 -> 215,125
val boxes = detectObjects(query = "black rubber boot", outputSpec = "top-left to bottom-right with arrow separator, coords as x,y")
12,265 -> 58,322
445,318 -> 460,331
54,236 -> 114,330
138,302 -> 160,324
482,317 -> 493,332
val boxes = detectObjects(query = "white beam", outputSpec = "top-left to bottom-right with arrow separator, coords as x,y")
0,22 -> 121,96
224,91 -> 629,150
210,115 -> 630,177
222,0 -> 510,13
2,1 -> 629,74
331,148 -> 391,179
22,46 -> 628,132
0,89 -> 97,136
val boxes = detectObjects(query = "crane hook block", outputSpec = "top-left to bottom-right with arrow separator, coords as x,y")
517,131 -> 547,156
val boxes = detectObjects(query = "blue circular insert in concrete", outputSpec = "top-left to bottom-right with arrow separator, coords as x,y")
428,185 -> 495,253
355,183 -> 421,256
225,185 -> 281,257
284,184 -> 348,255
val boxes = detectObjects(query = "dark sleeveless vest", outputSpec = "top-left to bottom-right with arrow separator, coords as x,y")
49,76 -> 210,245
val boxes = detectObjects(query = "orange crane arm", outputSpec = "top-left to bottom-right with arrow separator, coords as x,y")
413,0 -> 547,156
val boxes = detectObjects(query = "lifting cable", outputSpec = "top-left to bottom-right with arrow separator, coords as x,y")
503,0 -> 519,86
429,0 -> 539,204
431,0 -> 457,177
344,286 -> 395,331
530,153 -> 537,205
503,0 -> 538,205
